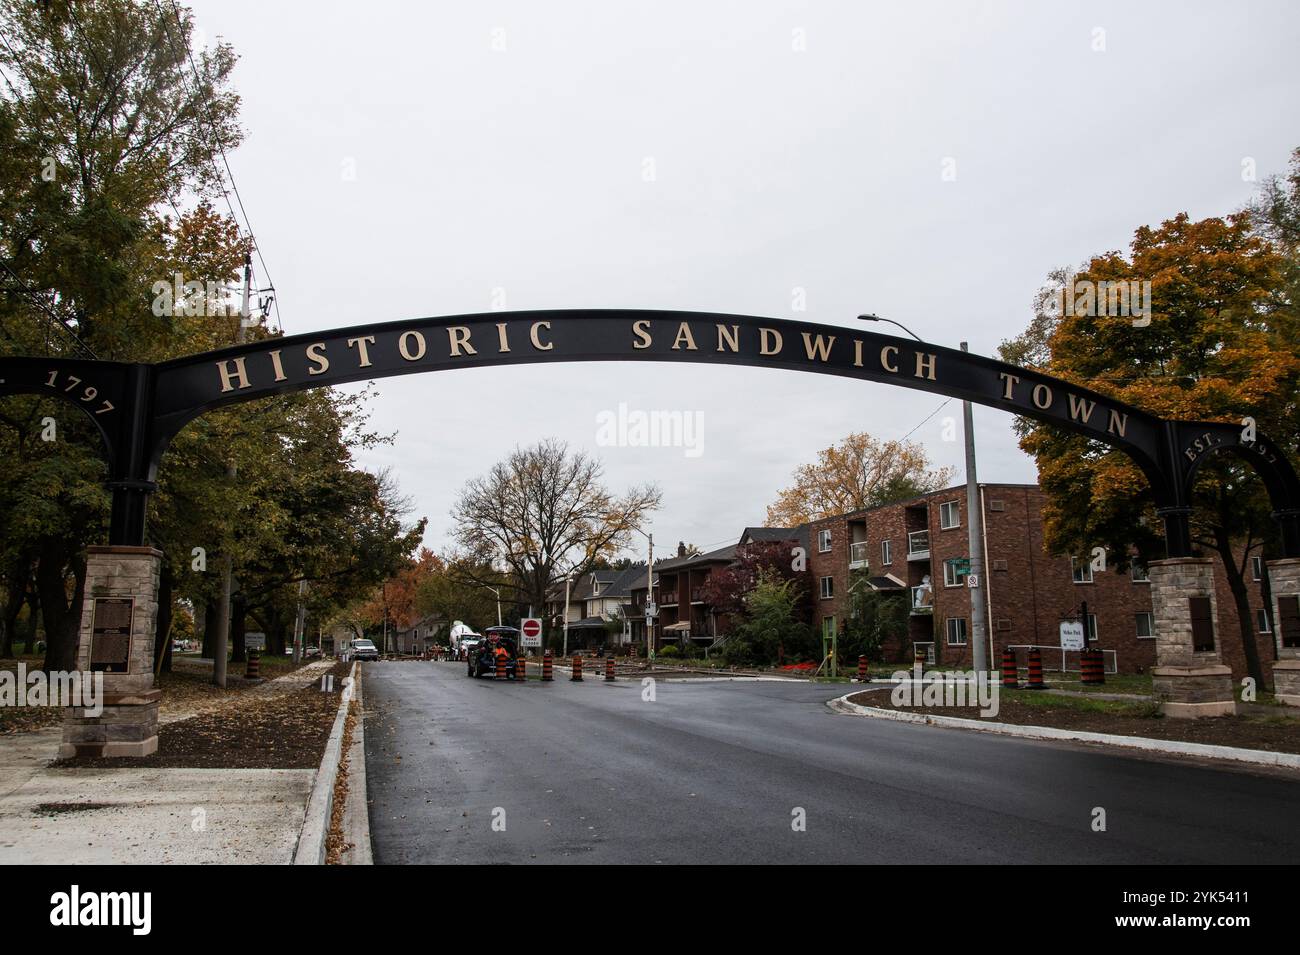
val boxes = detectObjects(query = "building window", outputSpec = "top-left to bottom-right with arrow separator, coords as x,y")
881,539 -> 892,565
1072,557 -> 1094,584
1135,612 -> 1154,639
945,617 -> 968,645
1131,562 -> 1149,583
939,501 -> 960,530
1086,613 -> 1099,640
822,616 -> 836,640
1257,608 -> 1272,633
818,528 -> 832,553
1251,555 -> 1264,581
943,558 -> 967,587
820,576 -> 834,599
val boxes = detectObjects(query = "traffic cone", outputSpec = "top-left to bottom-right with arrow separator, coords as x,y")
1026,646 -> 1046,689
1001,646 -> 1018,689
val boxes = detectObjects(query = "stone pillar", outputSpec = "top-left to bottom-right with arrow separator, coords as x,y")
1148,557 -> 1235,718
1267,558 -> 1300,706
59,545 -> 163,758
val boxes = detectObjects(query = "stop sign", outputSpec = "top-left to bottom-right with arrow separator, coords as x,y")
521,617 -> 542,647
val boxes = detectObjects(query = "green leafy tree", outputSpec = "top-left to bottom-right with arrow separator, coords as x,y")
724,573 -> 816,666
843,569 -> 909,663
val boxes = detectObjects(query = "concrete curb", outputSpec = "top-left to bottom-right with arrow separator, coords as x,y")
827,692 -> 1300,771
339,664 -> 372,865
293,662 -> 358,865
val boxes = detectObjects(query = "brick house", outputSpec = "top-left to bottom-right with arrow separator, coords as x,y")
629,542 -> 740,649
803,483 -> 1276,680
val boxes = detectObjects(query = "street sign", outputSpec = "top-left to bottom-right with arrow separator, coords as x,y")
966,574 -> 979,589
521,617 -> 543,648
1059,619 -> 1085,651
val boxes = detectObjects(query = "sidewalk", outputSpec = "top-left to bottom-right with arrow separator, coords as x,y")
0,664 -> 329,864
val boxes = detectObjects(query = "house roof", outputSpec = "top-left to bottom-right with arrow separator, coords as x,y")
599,564 -> 649,599
655,543 -> 736,572
739,525 -> 810,551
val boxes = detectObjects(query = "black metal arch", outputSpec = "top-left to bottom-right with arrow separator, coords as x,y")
1,309 -> 1297,557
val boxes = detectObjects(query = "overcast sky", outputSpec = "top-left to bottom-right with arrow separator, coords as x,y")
188,0 -> 1299,559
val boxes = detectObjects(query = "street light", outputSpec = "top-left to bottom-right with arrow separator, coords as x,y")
857,313 -> 923,342
482,584 -> 503,627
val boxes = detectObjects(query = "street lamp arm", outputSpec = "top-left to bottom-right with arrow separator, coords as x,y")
857,313 -> 923,343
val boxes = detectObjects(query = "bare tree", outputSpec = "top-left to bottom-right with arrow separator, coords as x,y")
452,439 -> 661,625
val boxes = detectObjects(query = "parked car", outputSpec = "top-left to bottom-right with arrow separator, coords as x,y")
466,632 -> 518,679
351,639 -> 380,661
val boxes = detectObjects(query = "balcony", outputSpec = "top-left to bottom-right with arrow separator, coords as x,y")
849,540 -> 869,569
907,530 -> 930,561
910,584 -> 934,615
690,587 -> 706,603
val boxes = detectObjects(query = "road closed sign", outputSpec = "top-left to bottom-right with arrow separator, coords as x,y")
1059,619 -> 1086,651
521,617 -> 543,648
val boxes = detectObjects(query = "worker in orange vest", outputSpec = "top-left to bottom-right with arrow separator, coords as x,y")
494,642 -> 509,675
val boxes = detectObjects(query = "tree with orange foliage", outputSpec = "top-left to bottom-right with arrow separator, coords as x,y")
765,433 -> 956,527
1001,204 -> 1300,687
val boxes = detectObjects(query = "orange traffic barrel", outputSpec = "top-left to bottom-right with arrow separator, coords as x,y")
542,650 -> 553,682
517,656 -> 526,681
246,649 -> 260,680
572,654 -> 583,682
1000,646 -> 1018,689
494,651 -> 507,680
1026,646 -> 1046,689
605,656 -> 615,682
1081,647 -> 1106,685
857,655 -> 869,683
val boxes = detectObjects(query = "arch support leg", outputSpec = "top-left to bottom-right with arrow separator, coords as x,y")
1148,557 -> 1236,718
58,546 -> 163,758
1156,506 -> 1194,559
1274,509 -> 1300,560
1266,558 -> 1300,706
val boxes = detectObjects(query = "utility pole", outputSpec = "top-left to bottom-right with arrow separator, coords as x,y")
291,579 -> 307,664
562,573 -> 571,657
961,342 -> 989,674
645,533 -> 654,659
213,253 -> 253,687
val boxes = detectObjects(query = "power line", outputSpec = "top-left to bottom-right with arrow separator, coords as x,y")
156,0 -> 283,332
900,397 -> 952,443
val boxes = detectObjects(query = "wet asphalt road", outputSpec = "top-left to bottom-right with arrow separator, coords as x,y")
362,661 -> 1300,864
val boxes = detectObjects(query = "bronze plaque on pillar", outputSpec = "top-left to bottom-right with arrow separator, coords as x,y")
90,596 -> 134,673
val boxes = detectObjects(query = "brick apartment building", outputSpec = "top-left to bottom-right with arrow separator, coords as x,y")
803,483 -> 1276,680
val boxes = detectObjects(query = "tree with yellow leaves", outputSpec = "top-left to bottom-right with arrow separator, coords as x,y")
765,433 -> 956,527
1001,202 -> 1300,687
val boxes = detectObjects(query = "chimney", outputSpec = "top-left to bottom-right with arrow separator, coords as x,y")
677,541 -> 687,557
